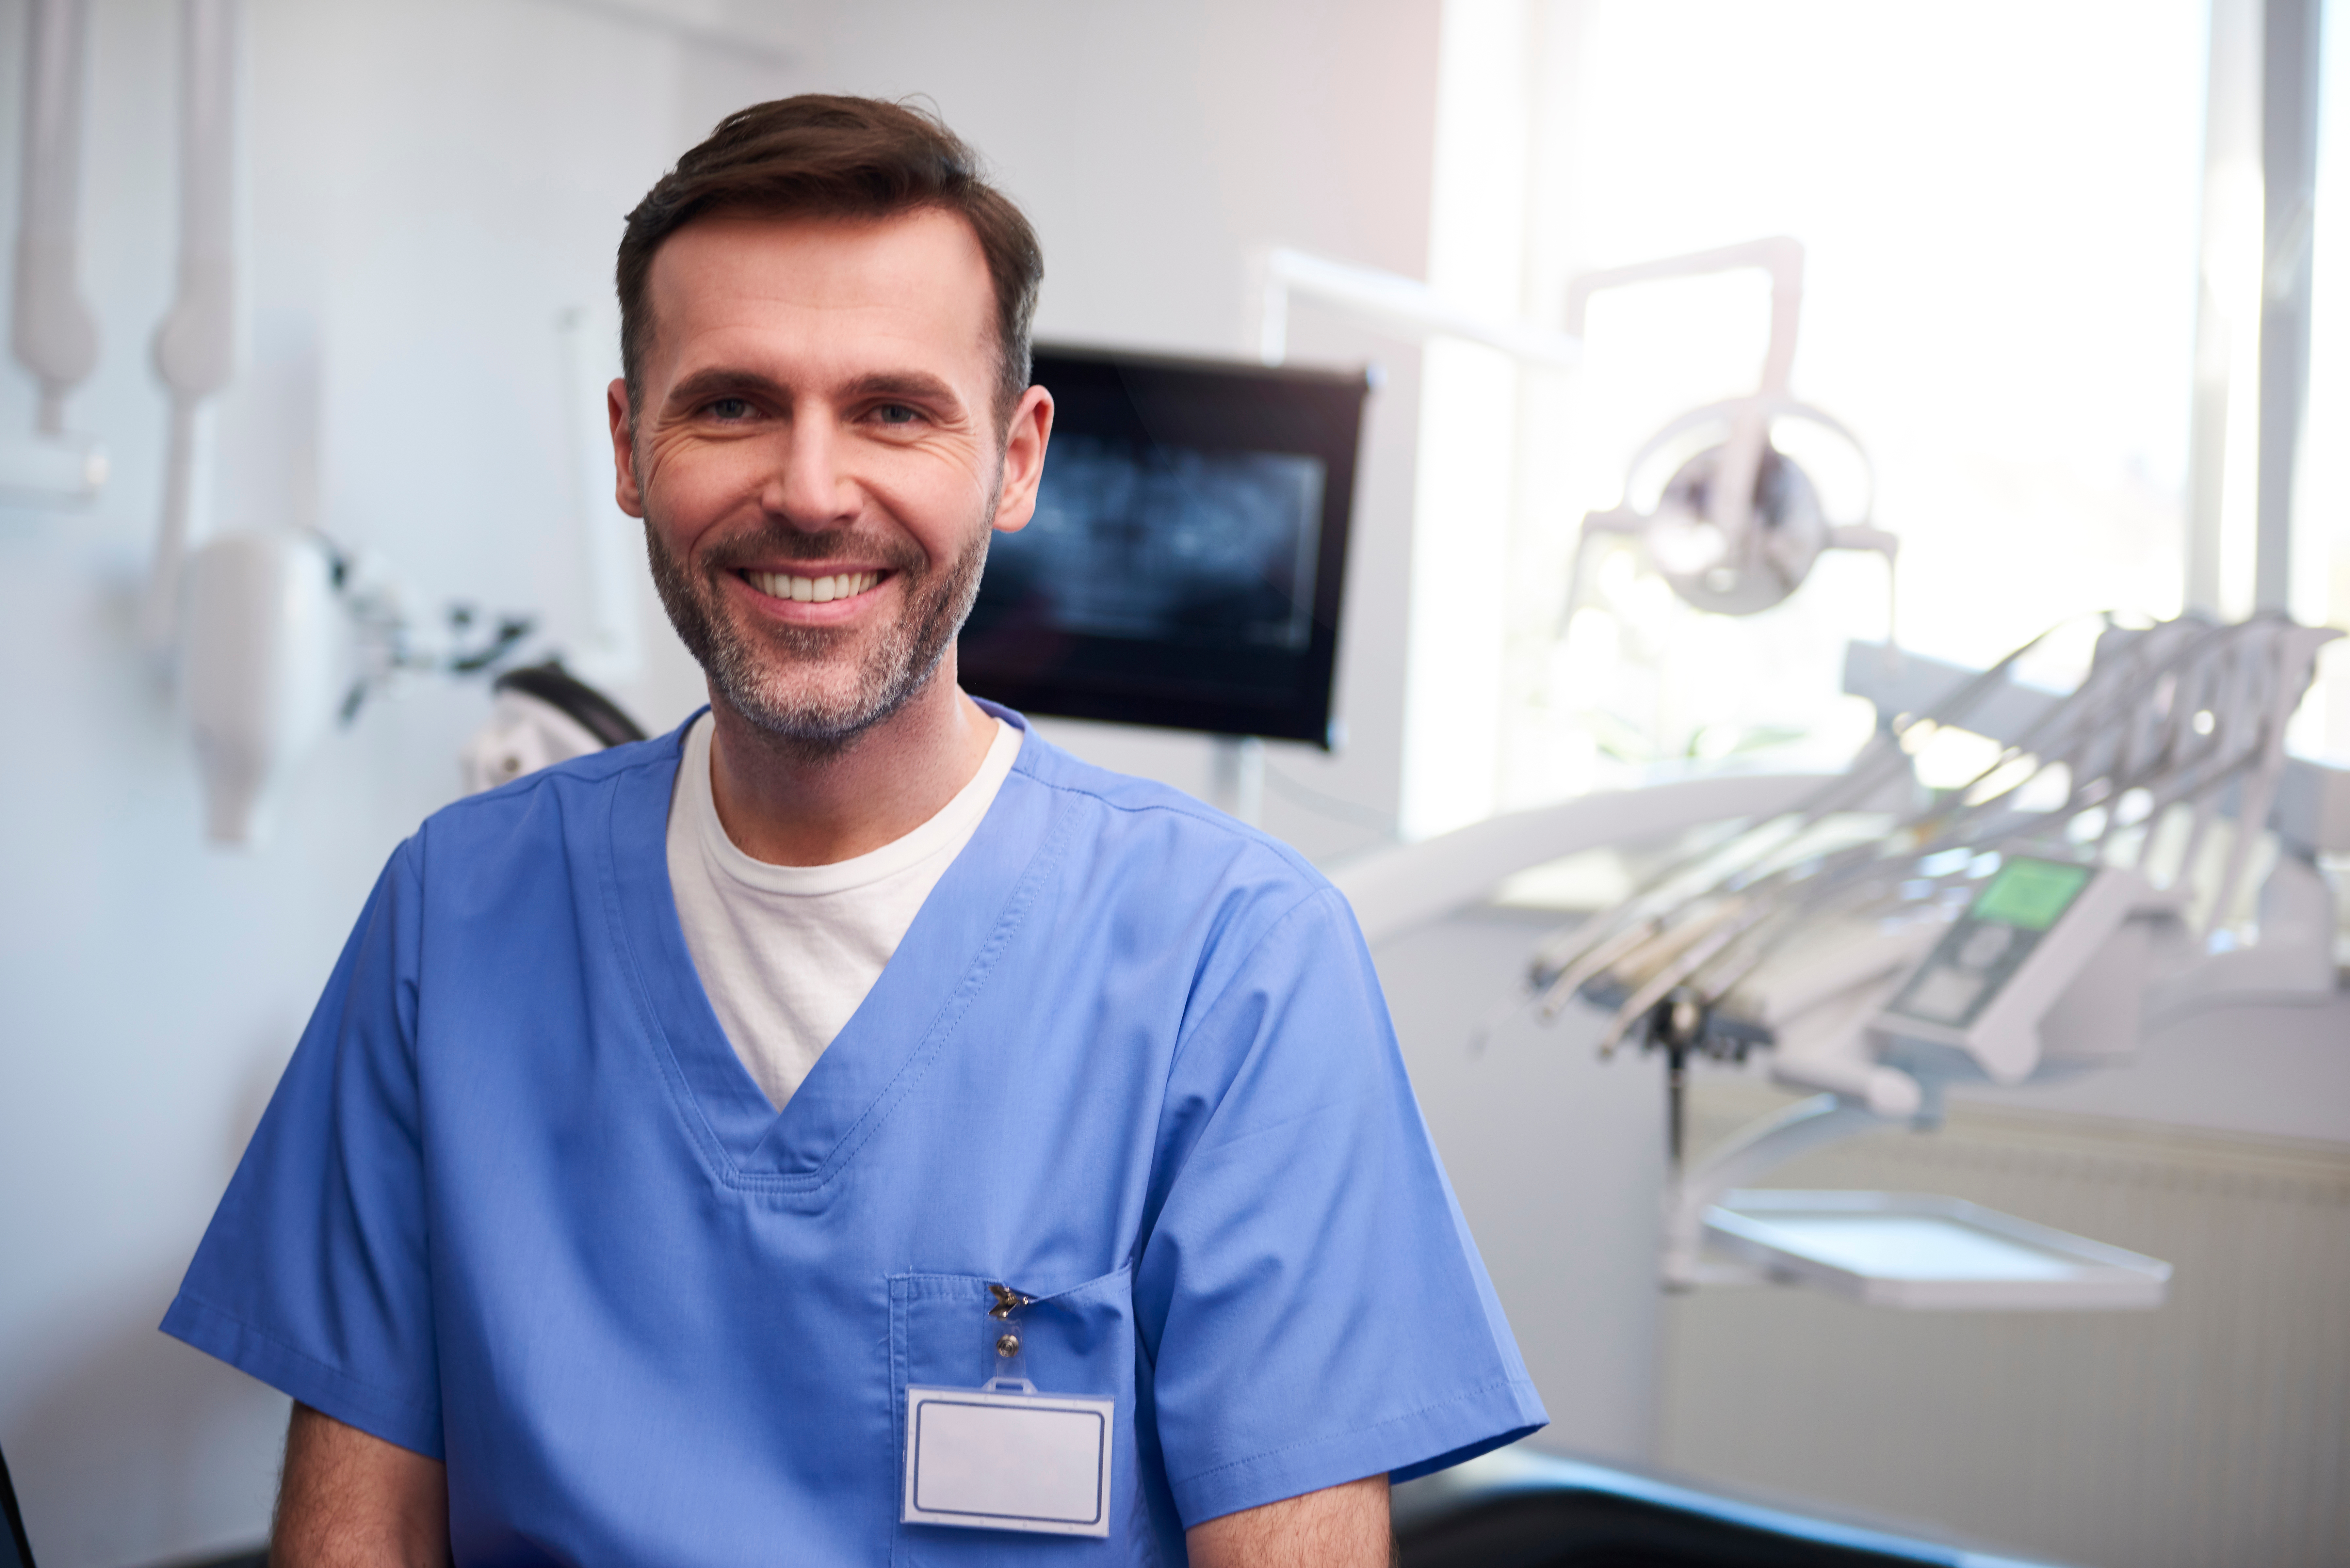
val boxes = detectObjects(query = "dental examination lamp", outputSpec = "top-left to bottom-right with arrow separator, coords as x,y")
1247,238 -> 1877,808
1561,238 -> 1898,628
1255,238 -> 1894,647
1338,612 -> 2347,1310
1254,246 -> 1584,371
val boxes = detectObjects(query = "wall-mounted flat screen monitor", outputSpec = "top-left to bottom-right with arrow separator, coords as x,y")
959,345 -> 1372,746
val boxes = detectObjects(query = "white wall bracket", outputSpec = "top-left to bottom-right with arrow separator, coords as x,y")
141,0 -> 242,657
4,0 -> 106,505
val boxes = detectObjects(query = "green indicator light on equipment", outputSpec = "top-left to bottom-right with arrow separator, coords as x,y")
1970,858 -> 2092,932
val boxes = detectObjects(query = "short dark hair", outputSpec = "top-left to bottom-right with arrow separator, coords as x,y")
616,95 -> 1043,428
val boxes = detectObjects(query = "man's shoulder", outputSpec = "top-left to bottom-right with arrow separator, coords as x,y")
1003,722 -> 1332,898
411,721 -> 684,863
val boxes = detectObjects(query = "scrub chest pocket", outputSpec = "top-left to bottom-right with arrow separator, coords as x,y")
889,1266 -> 1145,1564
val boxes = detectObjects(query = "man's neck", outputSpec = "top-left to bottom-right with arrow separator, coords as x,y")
704,662 -> 1000,867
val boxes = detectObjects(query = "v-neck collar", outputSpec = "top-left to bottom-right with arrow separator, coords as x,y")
600,702 -> 1073,1194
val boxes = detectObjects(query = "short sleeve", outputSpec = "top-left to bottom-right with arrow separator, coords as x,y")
160,841 -> 444,1458
1135,887 -> 1546,1528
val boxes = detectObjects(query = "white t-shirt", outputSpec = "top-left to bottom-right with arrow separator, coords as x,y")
665,710 -> 1022,1111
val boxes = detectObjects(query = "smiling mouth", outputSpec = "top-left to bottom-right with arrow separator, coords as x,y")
743,569 -> 885,604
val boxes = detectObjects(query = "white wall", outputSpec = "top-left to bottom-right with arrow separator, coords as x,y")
0,4 -> 1452,1563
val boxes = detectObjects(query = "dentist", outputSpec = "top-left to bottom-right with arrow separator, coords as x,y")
165,95 -> 1542,1566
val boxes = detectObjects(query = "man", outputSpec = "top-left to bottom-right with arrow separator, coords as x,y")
164,96 -> 1542,1564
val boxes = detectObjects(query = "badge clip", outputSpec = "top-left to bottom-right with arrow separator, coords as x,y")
901,1281 -> 1115,1537
983,1283 -> 1035,1392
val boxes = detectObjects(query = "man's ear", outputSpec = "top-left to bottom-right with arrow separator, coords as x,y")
990,384 -> 1055,534
608,378 -> 645,519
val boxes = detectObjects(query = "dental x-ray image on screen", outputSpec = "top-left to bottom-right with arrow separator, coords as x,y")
1015,437 -> 1325,651
960,346 -> 1371,745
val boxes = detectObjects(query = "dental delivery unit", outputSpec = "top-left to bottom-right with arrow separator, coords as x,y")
1496,613 -> 2342,1308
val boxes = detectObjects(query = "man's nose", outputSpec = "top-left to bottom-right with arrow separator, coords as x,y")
762,417 -> 858,530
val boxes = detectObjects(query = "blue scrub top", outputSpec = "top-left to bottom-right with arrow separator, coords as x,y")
164,706 -> 1544,1564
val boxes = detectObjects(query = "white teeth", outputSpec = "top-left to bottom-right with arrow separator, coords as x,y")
751,569 -> 879,603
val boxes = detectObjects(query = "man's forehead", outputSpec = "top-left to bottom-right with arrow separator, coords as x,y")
642,208 -> 995,378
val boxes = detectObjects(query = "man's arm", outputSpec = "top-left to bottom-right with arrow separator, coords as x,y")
1185,1474 -> 1396,1568
272,1403 -> 450,1568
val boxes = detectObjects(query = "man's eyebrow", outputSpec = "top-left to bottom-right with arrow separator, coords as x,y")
661,367 -> 967,414
845,370 -> 964,410
664,367 -> 786,409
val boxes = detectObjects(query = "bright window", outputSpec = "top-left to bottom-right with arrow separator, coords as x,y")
1408,0 -> 2212,831
2299,1 -> 2350,755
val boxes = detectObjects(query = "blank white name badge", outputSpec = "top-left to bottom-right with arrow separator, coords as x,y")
902,1385 -> 1115,1536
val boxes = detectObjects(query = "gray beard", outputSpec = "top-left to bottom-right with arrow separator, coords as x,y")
644,507 -> 993,754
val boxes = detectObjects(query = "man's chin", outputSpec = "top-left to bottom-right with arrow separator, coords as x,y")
711,659 -> 921,748
670,544 -> 977,752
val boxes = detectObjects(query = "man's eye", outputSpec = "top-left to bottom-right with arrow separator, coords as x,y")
707,397 -> 754,421
874,403 -> 920,426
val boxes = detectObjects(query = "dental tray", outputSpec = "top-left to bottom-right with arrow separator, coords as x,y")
1704,1189 -> 2172,1310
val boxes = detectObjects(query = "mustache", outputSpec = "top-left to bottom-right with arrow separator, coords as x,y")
699,524 -> 929,576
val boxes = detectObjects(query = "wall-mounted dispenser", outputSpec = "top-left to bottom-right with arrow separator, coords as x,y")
182,532 -> 343,843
